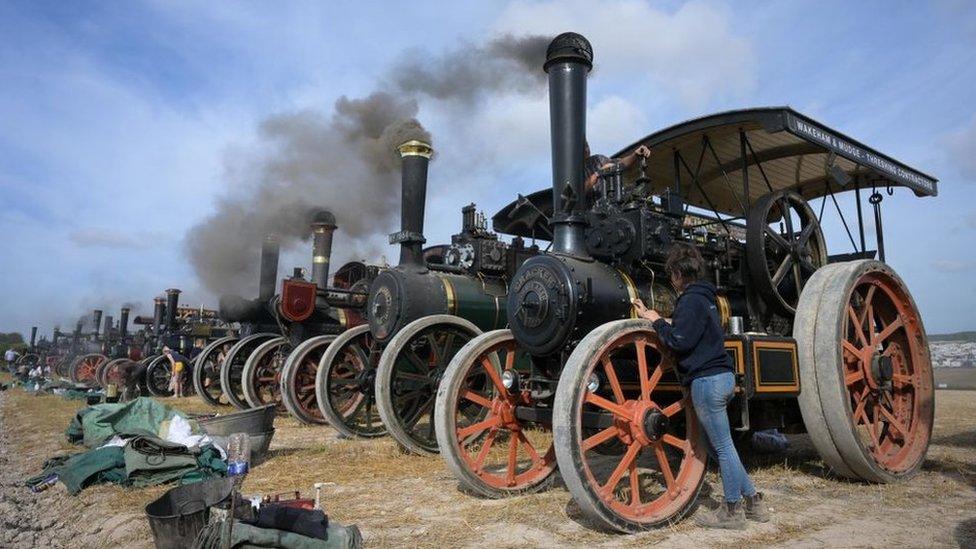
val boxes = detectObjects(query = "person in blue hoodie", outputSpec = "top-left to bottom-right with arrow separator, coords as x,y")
632,243 -> 768,529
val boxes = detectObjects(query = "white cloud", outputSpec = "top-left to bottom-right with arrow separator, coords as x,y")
492,0 -> 756,107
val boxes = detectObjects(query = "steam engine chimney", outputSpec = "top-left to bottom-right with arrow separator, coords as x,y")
165,289 -> 181,330
30,326 -> 37,350
103,315 -> 114,340
392,140 -> 433,266
259,235 -> 281,302
92,309 -> 103,339
311,210 -> 337,293
544,32 -> 593,256
152,296 -> 166,336
119,307 -> 130,338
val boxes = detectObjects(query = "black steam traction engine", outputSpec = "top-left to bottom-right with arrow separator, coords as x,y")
313,141 -> 539,453
433,33 -> 937,532
204,213 -> 374,416
14,326 -> 44,370
60,310 -> 113,384
134,290 -> 235,397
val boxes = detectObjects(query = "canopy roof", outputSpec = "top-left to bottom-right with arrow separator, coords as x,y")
494,107 -> 937,238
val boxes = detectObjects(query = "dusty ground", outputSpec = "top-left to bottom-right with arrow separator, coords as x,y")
1,377 -> 973,548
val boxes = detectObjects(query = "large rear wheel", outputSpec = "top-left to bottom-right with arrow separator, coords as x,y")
242,337 -> 291,410
377,315 -> 482,455
193,336 -> 238,407
220,333 -> 278,410
280,335 -> 336,425
317,326 -> 384,438
434,329 -> 557,498
796,260 -> 933,482
69,353 -> 108,385
554,319 -> 707,533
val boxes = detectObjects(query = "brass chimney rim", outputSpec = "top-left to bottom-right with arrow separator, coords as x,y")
397,139 -> 433,159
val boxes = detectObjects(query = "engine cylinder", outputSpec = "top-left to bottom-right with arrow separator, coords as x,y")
367,268 -> 505,343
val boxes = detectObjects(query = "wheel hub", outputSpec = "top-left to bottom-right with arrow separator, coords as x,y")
354,368 -> 376,394
642,408 -> 669,442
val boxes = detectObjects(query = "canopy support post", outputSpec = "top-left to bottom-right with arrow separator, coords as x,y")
870,190 -> 886,263
854,175 -> 867,254
739,130 -> 750,215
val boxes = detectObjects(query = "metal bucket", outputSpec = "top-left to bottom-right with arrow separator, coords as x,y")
145,477 -> 233,549
197,404 -> 275,436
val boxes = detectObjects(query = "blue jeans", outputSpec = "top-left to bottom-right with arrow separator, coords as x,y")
691,371 -> 756,503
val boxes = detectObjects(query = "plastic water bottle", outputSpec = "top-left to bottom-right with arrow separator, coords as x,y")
31,473 -> 59,493
227,433 -> 251,479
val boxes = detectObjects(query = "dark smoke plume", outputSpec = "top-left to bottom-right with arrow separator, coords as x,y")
185,34 -> 549,296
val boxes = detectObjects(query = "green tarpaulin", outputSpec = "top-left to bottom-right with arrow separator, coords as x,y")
66,397 -> 189,448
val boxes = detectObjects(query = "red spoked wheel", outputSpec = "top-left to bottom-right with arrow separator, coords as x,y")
317,326 -> 384,438
69,353 -> 108,385
434,329 -> 557,497
242,337 -> 291,410
280,335 -> 336,425
553,320 -> 706,533
796,260 -> 933,482
98,358 -> 128,388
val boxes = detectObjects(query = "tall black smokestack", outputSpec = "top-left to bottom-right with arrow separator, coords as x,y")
165,289 -> 181,330
53,328 -> 61,346
544,32 -> 593,256
311,211 -> 337,295
103,315 -> 114,341
392,139 -> 433,266
152,296 -> 165,336
119,307 -> 130,339
30,326 -> 37,350
92,309 -> 103,339
259,235 -> 281,301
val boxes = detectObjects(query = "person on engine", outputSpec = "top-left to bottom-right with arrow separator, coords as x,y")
583,141 -> 650,196
632,243 -> 769,530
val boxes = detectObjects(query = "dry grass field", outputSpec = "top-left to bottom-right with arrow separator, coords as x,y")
1,375 -> 973,548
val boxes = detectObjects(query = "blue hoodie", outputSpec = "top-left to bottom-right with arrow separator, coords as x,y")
652,281 -> 732,386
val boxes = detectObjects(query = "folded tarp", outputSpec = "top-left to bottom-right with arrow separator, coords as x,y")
27,435 -> 226,495
192,520 -> 362,549
66,397 -> 189,448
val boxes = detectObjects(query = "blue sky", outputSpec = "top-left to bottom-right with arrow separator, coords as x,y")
1,0 -> 974,337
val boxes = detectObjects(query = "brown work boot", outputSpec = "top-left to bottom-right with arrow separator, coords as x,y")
744,492 -> 770,523
695,501 -> 746,530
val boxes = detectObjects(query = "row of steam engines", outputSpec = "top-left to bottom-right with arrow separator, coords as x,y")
313,139 -> 541,452
208,210 -> 375,411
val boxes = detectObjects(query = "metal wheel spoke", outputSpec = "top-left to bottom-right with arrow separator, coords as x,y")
404,350 -> 429,373
866,409 -> 882,449
857,286 -> 877,328
797,222 -> 816,247
852,387 -> 870,424
481,357 -> 507,393
661,400 -> 683,417
874,318 -> 904,346
842,339 -> 863,361
504,346 -> 516,372
891,373 -> 913,386
472,428 -> 498,472
585,392 -> 631,420
601,442 -> 641,496
792,262 -> 803,296
582,426 -> 620,451
440,332 -> 456,365
653,442 -> 676,494
425,333 -> 440,365
661,433 -> 687,452
845,370 -> 864,386
764,225 -> 791,251
517,431 -> 543,467
457,415 -> 501,440
876,405 -> 907,439
461,389 -> 493,409
602,357 -> 626,404
647,365 -> 663,397
405,396 -> 435,429
628,461 -> 641,507
848,306 -> 870,348
635,341 -> 650,399
506,435 -> 519,485
779,199 -> 795,236
771,255 -> 793,285
395,370 -> 432,383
